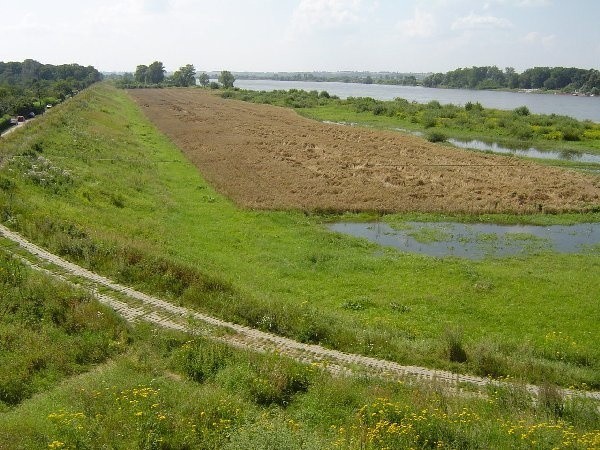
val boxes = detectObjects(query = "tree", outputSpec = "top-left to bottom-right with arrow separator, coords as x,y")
218,70 -> 235,88
147,61 -> 165,84
172,64 -> 196,87
198,72 -> 209,87
135,65 -> 148,84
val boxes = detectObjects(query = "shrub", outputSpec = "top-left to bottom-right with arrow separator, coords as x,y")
421,114 -> 437,128
427,131 -> 447,143
444,327 -> 467,363
372,104 -> 386,115
560,126 -> 582,141
175,339 -> 233,383
465,101 -> 483,111
513,105 -> 530,116
543,130 -> 564,140
471,341 -> 509,378
509,123 -> 534,140
247,356 -> 311,407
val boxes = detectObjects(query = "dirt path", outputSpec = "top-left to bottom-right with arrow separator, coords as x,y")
0,122 -> 25,138
128,89 -> 600,214
2,223 -> 599,401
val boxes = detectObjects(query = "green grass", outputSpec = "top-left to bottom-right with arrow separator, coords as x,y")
1,321 -> 599,449
0,201 -> 598,448
0,249 -> 129,409
0,83 -> 599,390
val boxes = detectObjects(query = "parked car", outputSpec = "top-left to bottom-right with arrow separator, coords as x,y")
9,118 -> 18,125
17,116 -> 25,123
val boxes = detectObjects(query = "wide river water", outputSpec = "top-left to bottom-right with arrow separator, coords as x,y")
234,79 -> 600,122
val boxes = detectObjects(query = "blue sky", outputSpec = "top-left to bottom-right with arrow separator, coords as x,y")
2,0 -> 599,73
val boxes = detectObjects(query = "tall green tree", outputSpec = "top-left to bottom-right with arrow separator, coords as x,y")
135,65 -> 148,84
147,61 -> 165,84
172,64 -> 196,87
198,72 -> 209,87
218,70 -> 235,88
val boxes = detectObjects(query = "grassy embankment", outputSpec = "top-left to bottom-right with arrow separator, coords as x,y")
222,88 -> 600,160
0,83 -> 599,393
1,253 -> 599,449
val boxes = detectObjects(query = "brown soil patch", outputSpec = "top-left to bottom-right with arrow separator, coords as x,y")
128,89 -> 600,214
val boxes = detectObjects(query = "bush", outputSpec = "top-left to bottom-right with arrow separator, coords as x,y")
421,114 -> 437,128
426,131 -> 448,143
247,356 -> 312,407
175,339 -> 233,383
560,126 -> 582,141
465,101 -> 483,111
509,123 -> 534,140
444,327 -> 467,363
513,105 -> 530,116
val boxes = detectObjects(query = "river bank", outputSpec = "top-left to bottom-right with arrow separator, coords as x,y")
233,79 -> 600,122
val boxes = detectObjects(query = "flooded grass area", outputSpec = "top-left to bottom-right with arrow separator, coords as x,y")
328,221 -> 600,259
448,138 -> 600,164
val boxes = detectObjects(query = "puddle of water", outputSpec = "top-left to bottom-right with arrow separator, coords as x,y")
322,120 -> 361,127
448,138 -> 600,163
327,221 -> 600,259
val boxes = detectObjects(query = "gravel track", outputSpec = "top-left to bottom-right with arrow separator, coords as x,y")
2,223 -> 599,401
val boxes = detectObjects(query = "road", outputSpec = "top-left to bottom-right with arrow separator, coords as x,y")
0,120 -> 29,138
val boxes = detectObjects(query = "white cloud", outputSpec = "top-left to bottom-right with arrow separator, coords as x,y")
398,8 -> 436,38
142,0 -> 172,13
523,31 -> 556,47
289,0 -> 366,35
484,0 -> 550,6
451,13 -> 513,30
515,0 -> 551,6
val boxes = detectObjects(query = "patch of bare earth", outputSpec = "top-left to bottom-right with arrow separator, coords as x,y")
129,89 -> 600,214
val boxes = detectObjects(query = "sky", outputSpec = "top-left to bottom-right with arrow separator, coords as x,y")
2,0 -> 599,74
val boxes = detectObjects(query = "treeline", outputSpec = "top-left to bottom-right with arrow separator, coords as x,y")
0,59 -> 102,131
114,61 -> 231,89
423,66 -> 600,94
234,71 -> 425,86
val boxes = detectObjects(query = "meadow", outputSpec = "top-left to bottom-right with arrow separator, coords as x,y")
0,83 -> 598,397
1,83 -> 599,388
1,251 -> 599,448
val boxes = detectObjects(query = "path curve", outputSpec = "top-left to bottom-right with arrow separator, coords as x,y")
1,223 -> 599,401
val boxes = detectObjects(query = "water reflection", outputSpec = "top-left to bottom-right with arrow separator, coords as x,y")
448,138 -> 600,163
328,222 -> 600,259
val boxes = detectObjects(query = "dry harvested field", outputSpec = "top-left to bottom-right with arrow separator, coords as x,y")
129,89 -> 600,213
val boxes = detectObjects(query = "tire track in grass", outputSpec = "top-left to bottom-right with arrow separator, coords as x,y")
1,223 -> 599,401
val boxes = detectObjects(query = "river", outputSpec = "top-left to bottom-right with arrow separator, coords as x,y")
233,79 -> 600,122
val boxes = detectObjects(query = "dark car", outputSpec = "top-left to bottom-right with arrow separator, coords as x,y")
17,116 -> 25,123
